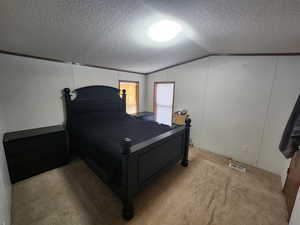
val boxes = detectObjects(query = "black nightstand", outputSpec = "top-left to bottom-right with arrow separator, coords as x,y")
131,111 -> 155,121
3,125 -> 69,183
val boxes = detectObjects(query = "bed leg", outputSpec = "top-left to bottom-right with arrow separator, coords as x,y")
120,138 -> 134,220
181,118 -> 191,167
122,199 -> 134,220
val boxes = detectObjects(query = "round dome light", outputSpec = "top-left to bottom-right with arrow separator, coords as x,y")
148,20 -> 182,42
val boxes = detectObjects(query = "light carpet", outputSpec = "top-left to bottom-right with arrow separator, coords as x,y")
12,147 -> 288,225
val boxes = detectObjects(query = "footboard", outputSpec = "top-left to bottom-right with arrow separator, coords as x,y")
120,119 -> 191,220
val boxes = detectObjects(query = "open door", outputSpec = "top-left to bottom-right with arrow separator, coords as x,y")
154,82 -> 175,126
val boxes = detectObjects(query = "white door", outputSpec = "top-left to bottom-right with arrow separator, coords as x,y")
154,82 -> 174,126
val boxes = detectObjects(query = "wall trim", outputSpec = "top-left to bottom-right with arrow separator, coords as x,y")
146,54 -> 215,75
218,53 -> 300,56
1,50 -> 300,76
146,53 -> 300,75
0,50 -> 146,76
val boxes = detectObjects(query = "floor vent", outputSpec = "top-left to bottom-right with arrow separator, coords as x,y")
228,162 -> 247,173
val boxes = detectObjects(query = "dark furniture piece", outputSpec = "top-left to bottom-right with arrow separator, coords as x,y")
3,125 -> 69,183
283,136 -> 300,221
63,86 -> 191,220
131,111 -> 155,121
279,94 -> 300,158
280,95 -> 300,221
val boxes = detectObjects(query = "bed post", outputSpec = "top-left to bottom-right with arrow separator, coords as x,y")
120,138 -> 134,220
121,89 -> 126,112
63,88 -> 71,131
181,118 -> 191,167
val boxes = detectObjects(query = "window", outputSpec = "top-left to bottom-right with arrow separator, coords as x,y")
154,82 -> 175,126
119,81 -> 139,114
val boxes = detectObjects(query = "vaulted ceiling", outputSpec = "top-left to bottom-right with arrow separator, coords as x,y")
1,0 -> 300,73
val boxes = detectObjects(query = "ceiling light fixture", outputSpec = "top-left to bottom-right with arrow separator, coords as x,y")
148,20 -> 182,42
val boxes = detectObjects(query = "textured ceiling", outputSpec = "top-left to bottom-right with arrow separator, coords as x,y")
1,0 -> 300,73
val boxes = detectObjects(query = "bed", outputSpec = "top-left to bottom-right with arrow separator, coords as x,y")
63,85 -> 191,220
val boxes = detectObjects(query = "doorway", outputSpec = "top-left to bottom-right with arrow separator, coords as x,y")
154,82 -> 175,126
119,80 -> 139,114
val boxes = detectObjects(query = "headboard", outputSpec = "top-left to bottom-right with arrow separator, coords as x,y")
63,85 -> 126,131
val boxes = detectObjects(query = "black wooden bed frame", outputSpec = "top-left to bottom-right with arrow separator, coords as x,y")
63,86 -> 191,220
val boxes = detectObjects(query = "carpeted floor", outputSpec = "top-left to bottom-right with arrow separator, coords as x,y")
12,147 -> 288,225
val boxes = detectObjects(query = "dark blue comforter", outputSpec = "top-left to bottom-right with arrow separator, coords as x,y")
71,113 -> 171,183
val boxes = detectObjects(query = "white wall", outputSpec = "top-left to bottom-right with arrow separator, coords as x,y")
0,53 -> 146,132
147,56 -> 300,175
259,56 -> 300,181
0,53 -> 146,225
0,104 -> 11,225
0,52 -> 298,176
